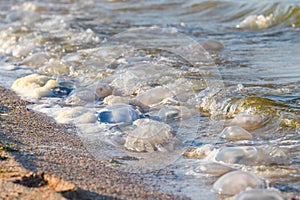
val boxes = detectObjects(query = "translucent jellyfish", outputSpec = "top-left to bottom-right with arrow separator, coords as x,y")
133,86 -> 173,107
109,68 -> 146,96
97,103 -> 139,124
165,78 -> 198,102
55,107 -> 97,124
124,118 -> 175,152
194,162 -> 233,176
38,58 -> 70,75
12,43 -> 35,58
220,126 -> 253,141
65,89 -> 97,105
215,146 -> 265,165
213,171 -> 264,196
158,106 -> 192,121
233,189 -> 284,200
200,40 -> 224,51
95,83 -> 113,98
21,52 -> 50,67
226,113 -> 268,131
103,95 -> 130,105
259,145 -> 288,165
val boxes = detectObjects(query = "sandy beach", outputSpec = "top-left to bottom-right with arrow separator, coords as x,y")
0,86 -> 188,200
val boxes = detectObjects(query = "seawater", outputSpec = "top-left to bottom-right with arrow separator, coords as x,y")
0,1 -> 299,199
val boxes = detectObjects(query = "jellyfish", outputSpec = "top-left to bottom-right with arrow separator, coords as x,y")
97,103 -> 140,124
213,171 -> 264,196
124,118 -> 176,152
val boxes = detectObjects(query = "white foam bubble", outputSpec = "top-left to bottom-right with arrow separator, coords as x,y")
11,74 -> 58,98
236,14 -> 274,29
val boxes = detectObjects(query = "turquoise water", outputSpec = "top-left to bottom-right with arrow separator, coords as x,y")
0,1 -> 299,199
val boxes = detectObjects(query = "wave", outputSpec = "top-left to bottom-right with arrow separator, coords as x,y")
183,1 -> 300,29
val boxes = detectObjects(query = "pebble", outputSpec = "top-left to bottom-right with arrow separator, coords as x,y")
233,188 -> 284,200
220,126 -> 253,141
97,103 -> 139,124
215,146 -> 265,165
213,170 -> 264,196
124,118 -> 174,152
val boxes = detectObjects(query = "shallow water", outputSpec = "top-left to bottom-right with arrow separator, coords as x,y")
0,0 -> 299,199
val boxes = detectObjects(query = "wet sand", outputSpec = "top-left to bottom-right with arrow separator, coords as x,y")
0,86 -> 188,200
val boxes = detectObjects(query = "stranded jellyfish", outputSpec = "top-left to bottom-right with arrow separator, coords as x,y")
194,162 -> 233,176
158,106 -> 192,121
215,146 -> 265,165
226,113 -> 268,131
133,86 -> 174,107
98,103 -> 140,124
124,118 -> 176,152
233,189 -> 284,200
220,126 -> 253,141
213,170 -> 264,196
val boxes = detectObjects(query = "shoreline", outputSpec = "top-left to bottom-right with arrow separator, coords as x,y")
0,86 -> 187,200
